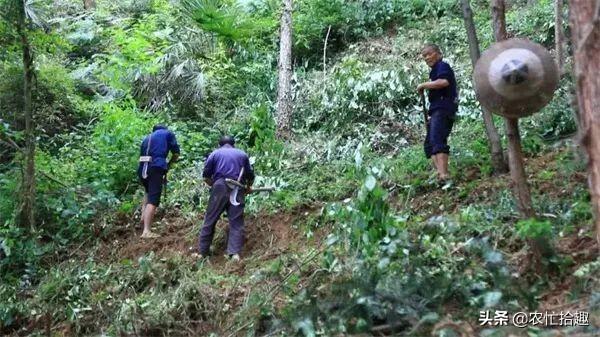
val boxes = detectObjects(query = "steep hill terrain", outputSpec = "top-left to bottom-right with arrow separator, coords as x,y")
0,0 -> 598,336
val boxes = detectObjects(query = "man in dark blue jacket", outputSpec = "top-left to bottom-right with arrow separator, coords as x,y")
417,44 -> 458,182
138,125 -> 180,238
198,135 -> 254,261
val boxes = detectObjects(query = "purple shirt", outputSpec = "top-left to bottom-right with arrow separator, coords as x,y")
202,145 -> 255,183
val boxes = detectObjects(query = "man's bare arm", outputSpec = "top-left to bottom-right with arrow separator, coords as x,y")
417,79 -> 450,92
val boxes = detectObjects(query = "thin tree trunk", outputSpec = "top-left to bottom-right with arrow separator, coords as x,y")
492,0 -> 508,41
569,0 -> 600,247
460,0 -> 508,174
276,0 -> 293,140
492,0 -> 535,218
83,0 -> 95,10
555,0 -> 564,73
17,1 -> 36,229
461,0 -> 482,63
504,118 -> 535,217
323,25 -> 331,77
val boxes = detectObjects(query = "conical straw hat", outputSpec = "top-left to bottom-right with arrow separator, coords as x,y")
473,38 -> 559,119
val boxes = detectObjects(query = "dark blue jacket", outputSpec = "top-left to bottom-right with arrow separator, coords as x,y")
202,145 -> 255,184
138,127 -> 180,172
428,60 -> 458,114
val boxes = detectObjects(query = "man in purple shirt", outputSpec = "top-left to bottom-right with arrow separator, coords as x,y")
198,135 -> 254,261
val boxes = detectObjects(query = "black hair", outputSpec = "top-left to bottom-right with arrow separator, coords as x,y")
152,124 -> 167,132
219,135 -> 235,146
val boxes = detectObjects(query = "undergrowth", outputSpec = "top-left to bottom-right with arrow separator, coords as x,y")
1,0 -> 598,336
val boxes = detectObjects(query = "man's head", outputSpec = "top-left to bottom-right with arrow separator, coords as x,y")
219,135 -> 235,147
153,124 -> 167,132
421,44 -> 442,68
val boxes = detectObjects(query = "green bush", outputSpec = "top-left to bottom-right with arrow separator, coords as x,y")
294,56 -> 421,133
63,102 -> 155,194
522,77 -> 577,142
0,170 -> 18,224
0,222 -> 45,283
0,283 -> 25,331
293,0 -> 458,65
0,61 -> 93,145
507,0 -> 555,46
516,218 -> 553,239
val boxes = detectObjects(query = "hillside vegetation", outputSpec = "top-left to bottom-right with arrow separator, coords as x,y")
0,0 -> 598,336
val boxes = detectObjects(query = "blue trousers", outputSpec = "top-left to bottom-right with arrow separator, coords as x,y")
198,179 -> 245,255
424,109 -> 455,158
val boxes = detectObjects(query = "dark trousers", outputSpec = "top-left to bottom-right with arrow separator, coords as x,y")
424,109 -> 455,158
198,179 -> 245,255
139,167 -> 166,207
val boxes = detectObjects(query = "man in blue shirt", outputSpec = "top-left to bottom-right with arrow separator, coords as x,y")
197,135 -> 254,261
417,44 -> 458,182
138,125 -> 180,238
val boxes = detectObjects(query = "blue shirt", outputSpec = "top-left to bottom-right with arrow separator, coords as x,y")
202,145 -> 255,183
138,128 -> 180,171
428,60 -> 458,113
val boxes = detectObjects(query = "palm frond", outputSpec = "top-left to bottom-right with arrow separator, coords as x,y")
165,59 -> 189,82
131,21 -> 215,112
23,0 -> 45,28
134,56 -> 206,112
180,0 -> 263,43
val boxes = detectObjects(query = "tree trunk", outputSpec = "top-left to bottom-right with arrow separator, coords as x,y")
460,0 -> 508,174
83,0 -> 95,10
492,0 -> 508,41
569,0 -> 600,246
17,1 -> 36,229
555,0 -> 564,73
323,25 -> 331,77
275,0 -> 293,140
462,0 -> 482,63
492,0 -> 535,218
504,118 -> 535,217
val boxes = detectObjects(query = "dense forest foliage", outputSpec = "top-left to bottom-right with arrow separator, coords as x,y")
0,0 -> 598,336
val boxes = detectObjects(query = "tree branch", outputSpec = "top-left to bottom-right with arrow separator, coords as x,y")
0,136 -> 22,152
1,135 -> 71,189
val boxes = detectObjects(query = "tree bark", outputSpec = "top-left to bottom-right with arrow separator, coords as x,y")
569,0 -> 600,246
17,0 -> 36,229
461,0 -> 508,174
492,0 -> 535,218
555,0 -> 564,73
492,0 -> 508,41
462,0 -> 482,63
83,0 -> 95,10
505,118 -> 535,217
275,0 -> 293,140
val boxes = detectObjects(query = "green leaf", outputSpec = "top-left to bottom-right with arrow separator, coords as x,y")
377,257 -> 390,269
354,143 -> 363,168
364,175 -> 376,191
294,318 -> 315,337
325,234 -> 338,246
483,291 -> 502,308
